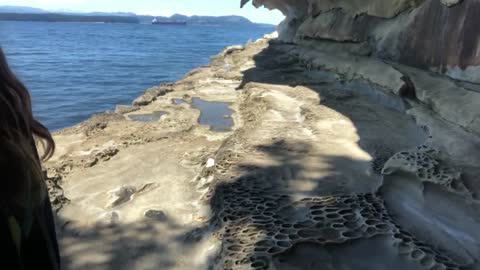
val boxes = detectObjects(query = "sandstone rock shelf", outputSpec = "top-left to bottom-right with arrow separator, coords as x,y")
45,31 -> 480,269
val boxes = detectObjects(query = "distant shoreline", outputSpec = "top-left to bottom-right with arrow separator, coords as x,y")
0,12 -> 275,27
0,13 -> 139,23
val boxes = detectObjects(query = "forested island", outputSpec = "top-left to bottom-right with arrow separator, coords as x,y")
0,6 -> 270,26
0,13 -> 139,23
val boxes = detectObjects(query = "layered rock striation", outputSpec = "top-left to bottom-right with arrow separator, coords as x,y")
243,0 -> 480,83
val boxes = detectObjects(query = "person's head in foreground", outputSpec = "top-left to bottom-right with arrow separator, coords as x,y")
0,47 -> 60,269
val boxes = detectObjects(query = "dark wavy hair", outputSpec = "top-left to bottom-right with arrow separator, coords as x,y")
0,47 -> 55,207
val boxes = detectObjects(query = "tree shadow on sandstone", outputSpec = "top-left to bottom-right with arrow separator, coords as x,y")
57,214 -> 193,270
56,41 -> 430,270
189,41 -> 430,269
200,139 -> 411,269
238,40 -> 427,167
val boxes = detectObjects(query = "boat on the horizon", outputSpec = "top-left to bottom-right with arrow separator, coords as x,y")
152,18 -> 187,26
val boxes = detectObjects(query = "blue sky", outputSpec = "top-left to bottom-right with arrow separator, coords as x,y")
0,0 -> 285,24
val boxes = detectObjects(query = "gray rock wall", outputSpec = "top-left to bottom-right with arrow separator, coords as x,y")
242,0 -> 480,84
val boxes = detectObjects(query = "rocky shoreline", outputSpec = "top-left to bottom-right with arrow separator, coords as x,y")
45,31 -> 480,270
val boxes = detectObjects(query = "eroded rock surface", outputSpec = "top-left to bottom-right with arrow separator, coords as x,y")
46,30 -> 480,269
243,0 -> 480,84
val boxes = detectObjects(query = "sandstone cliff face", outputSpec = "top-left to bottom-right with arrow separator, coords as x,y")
242,0 -> 423,18
243,0 -> 480,84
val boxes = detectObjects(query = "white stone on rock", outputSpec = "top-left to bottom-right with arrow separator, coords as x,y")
206,158 -> 216,168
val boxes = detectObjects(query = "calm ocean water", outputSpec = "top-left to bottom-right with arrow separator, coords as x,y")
0,21 -> 275,130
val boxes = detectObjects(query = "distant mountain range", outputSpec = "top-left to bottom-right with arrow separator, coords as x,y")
0,5 -> 47,13
0,5 -> 273,26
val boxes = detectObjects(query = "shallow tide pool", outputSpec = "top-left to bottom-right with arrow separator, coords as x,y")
190,97 -> 234,132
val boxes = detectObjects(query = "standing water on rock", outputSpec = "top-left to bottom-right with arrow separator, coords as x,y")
0,21 -> 275,130
191,97 -> 234,132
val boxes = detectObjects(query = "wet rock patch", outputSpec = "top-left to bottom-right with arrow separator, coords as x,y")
128,111 -> 168,122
